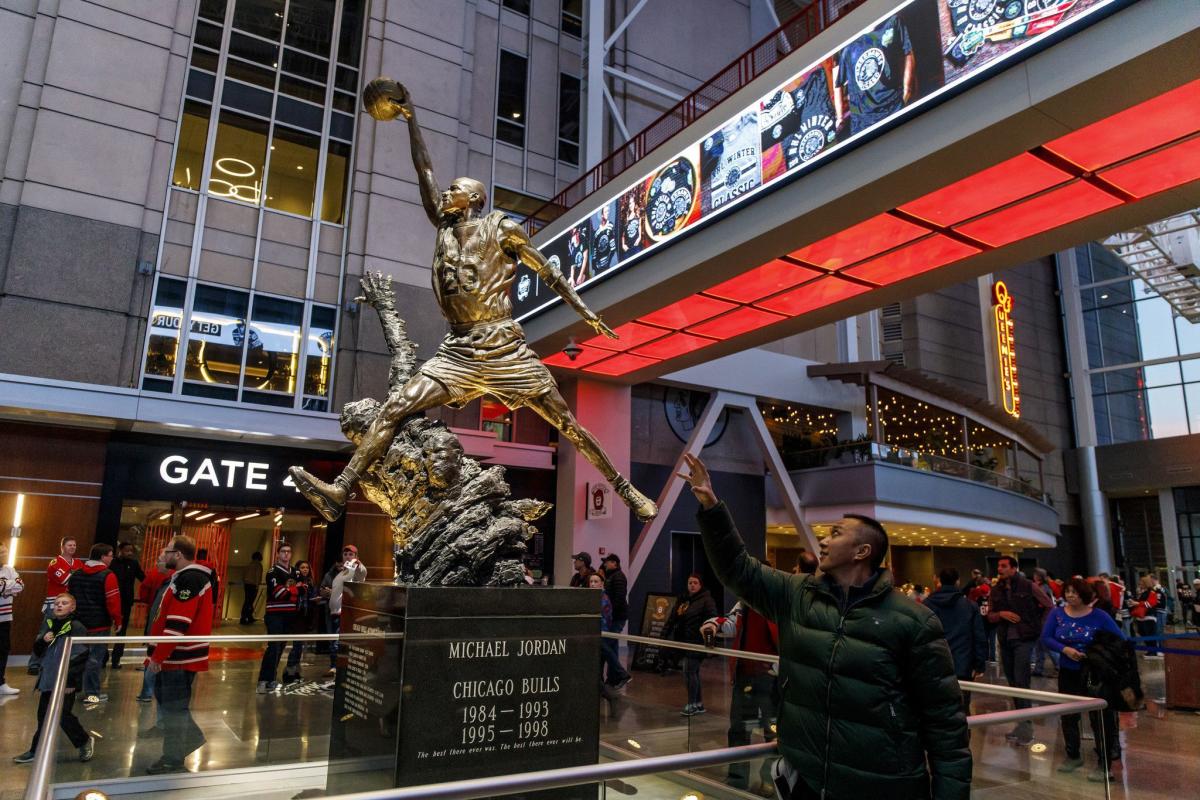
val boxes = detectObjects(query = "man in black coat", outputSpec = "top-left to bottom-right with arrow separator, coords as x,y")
987,556 -> 1051,745
601,554 -> 631,689
925,567 -> 987,712
109,542 -> 145,668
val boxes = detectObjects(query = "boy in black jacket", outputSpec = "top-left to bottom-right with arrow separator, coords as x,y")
13,594 -> 94,764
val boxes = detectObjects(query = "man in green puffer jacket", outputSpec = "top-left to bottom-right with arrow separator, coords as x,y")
679,454 -> 971,799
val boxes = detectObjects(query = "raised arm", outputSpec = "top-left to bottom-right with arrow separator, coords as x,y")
680,454 -> 795,623
498,217 -> 617,340
362,78 -> 440,225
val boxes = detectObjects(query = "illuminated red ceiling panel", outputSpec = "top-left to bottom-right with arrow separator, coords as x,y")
582,321 -> 668,352
1043,78 -> 1200,171
843,235 -> 981,285
582,352 -> 660,376
788,213 -> 928,270
638,294 -> 737,329
550,82 -> 1199,378
953,181 -> 1122,248
897,153 -> 1072,227
1099,136 -> 1200,199
755,276 -> 871,316
542,346 -> 614,369
686,306 -> 785,340
704,259 -> 825,303
631,332 -> 717,360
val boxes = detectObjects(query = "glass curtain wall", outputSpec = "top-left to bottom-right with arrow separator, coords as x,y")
145,0 -> 364,412
1076,243 -> 1200,443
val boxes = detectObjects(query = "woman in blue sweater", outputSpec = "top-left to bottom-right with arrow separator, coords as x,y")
1041,577 -> 1123,781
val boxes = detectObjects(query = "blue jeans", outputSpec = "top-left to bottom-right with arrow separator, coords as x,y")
683,654 -> 703,706
82,640 -> 108,695
259,614 -> 289,682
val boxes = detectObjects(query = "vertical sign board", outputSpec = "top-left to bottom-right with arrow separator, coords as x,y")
992,281 -> 1020,417
329,584 -> 601,799
631,592 -> 678,670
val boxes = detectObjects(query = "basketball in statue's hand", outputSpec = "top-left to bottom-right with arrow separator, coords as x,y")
363,77 -> 410,122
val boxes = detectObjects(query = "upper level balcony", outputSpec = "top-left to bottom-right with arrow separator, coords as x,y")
769,361 -> 1060,548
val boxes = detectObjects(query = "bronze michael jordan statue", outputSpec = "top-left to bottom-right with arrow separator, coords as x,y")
288,78 -> 659,523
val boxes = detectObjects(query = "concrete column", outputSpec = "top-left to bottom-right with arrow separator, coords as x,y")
583,0 -> 606,169
1078,446 -> 1116,575
1058,248 -> 1115,575
553,378 -> 632,584
1159,489 -> 1183,577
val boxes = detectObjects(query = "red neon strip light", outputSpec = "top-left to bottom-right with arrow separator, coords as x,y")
582,321 -> 669,352
843,235 -> 981,285
631,332 -> 718,360
788,214 -> 927,270
754,276 -> 871,316
704,259 -> 824,303
953,181 -> 1122,248
1098,137 -> 1200,199
686,306 -> 785,339
897,153 -> 1072,227
582,352 -> 660,376
1043,78 -> 1200,171
638,294 -> 737,329
542,347 -> 612,369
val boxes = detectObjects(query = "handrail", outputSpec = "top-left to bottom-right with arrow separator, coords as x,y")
26,633 -> 1109,800
522,0 -> 867,233
328,743 -> 780,800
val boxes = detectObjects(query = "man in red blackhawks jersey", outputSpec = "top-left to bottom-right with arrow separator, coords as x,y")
145,534 -> 213,775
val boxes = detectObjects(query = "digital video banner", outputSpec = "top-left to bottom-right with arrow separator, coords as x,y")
511,0 -> 1123,322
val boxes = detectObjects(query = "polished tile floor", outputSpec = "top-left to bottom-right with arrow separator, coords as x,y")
0,636 -> 1195,799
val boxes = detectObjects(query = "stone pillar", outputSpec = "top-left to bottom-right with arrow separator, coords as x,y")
1058,249 -> 1115,575
553,378 -> 632,585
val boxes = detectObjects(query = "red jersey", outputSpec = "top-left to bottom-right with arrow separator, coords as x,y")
148,563 -> 214,672
45,555 -> 78,600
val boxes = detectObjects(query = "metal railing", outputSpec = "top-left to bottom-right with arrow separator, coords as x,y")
26,631 -> 1109,800
23,632 -> 401,800
785,440 -> 1051,503
523,0 -> 867,233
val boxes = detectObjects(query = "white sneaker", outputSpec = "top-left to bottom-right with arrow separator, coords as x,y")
0,684 -> 19,696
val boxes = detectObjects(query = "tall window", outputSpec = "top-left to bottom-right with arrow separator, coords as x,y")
561,0 -> 582,38
142,278 -> 338,411
171,0 -> 364,224
496,51 -> 528,148
1077,242 -> 1200,444
557,73 -> 581,165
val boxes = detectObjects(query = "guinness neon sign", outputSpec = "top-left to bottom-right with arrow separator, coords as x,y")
992,281 -> 1020,418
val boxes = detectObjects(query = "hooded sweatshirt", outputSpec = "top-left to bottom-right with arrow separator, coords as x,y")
329,558 -> 367,616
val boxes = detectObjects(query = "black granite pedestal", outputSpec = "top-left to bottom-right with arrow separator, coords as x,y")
327,584 -> 601,799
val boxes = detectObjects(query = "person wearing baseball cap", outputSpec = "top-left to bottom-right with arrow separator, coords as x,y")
325,545 -> 366,677
570,553 -> 594,588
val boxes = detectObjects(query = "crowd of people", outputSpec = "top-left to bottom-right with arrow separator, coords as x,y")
3,536 -> 368,773
0,506 -> 1186,792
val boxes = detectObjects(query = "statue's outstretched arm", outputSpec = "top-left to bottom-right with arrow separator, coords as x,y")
499,218 -> 617,341
363,79 -> 440,226
356,271 -> 418,389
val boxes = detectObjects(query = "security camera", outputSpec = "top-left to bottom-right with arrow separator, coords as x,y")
563,336 -> 583,361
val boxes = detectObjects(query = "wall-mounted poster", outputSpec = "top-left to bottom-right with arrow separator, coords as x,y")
641,146 -> 701,243
940,0 -> 1104,82
700,111 -> 762,215
761,60 -> 839,183
588,199 -> 619,279
832,0 -> 944,136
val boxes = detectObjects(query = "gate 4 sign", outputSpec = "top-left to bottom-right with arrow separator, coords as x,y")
992,281 -> 1020,418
